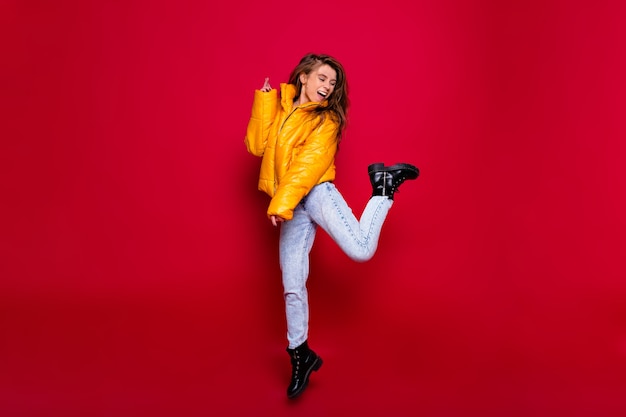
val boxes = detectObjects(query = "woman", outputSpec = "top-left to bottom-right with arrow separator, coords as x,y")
245,53 -> 419,399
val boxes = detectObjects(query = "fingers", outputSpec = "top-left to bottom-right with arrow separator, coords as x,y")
270,215 -> 285,227
261,77 -> 271,92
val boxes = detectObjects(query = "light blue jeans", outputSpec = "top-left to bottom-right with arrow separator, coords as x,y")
279,182 -> 393,348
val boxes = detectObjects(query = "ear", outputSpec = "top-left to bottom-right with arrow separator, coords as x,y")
299,72 -> 307,84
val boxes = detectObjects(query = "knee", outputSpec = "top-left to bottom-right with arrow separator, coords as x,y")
283,286 -> 306,299
348,248 -> 375,263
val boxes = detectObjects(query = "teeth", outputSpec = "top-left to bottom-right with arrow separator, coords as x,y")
318,91 -> 327,97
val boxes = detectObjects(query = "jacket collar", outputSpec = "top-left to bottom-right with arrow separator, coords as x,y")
280,83 -> 297,111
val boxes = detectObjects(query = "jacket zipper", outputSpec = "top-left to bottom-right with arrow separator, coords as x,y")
278,103 -> 316,134
278,108 -> 297,134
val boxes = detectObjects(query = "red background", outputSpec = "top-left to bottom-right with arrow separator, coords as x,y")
2,1 -> 626,416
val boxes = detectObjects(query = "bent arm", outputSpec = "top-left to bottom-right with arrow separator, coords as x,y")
244,88 -> 278,157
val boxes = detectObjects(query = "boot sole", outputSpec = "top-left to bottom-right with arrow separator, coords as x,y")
368,162 -> 420,179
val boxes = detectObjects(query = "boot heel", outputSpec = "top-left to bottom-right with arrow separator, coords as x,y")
313,357 -> 323,371
367,162 -> 385,174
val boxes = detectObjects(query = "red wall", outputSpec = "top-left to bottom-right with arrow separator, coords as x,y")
2,1 -> 626,416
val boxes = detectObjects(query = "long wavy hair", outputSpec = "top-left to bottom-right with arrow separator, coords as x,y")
288,53 -> 349,141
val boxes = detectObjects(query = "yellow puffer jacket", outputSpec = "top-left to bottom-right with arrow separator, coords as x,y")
245,83 -> 339,220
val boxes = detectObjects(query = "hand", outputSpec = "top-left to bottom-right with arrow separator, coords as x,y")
270,215 -> 285,227
260,77 -> 271,92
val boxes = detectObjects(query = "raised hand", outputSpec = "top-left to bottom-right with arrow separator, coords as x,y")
261,77 -> 272,92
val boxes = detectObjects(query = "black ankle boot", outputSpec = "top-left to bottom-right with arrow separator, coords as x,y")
368,162 -> 420,200
286,341 -> 323,399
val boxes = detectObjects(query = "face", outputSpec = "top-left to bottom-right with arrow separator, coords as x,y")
298,64 -> 337,104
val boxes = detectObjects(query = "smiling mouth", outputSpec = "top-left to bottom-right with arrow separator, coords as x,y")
317,90 -> 328,98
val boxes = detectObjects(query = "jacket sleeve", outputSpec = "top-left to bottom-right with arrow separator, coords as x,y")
268,118 -> 339,220
244,89 -> 278,157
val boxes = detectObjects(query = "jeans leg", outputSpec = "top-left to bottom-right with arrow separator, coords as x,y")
280,203 -> 317,349
306,182 -> 393,262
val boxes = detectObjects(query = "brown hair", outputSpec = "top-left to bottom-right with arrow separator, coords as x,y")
288,53 -> 349,141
